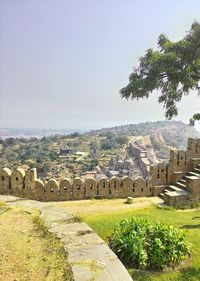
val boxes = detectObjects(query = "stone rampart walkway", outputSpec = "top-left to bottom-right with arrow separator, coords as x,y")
0,195 -> 133,281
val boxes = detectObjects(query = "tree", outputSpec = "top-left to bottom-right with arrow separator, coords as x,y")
120,21 -> 200,125
90,159 -> 99,170
69,132 -> 80,138
115,135 -> 128,147
101,139 -> 113,150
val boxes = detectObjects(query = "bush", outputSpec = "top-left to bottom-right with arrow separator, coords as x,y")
109,217 -> 191,271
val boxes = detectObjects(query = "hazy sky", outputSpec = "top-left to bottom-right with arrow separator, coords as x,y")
1,0 -> 200,130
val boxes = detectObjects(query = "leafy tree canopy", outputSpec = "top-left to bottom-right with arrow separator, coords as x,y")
115,135 -> 128,147
120,21 -> 200,125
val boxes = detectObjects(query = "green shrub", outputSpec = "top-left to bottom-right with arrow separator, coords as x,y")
109,217 -> 191,271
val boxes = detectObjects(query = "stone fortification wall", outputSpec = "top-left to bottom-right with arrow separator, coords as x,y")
0,167 -> 153,201
188,138 -> 200,158
1,138 -> 200,202
150,138 -> 200,186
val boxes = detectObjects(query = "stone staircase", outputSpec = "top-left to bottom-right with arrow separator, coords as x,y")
159,164 -> 200,207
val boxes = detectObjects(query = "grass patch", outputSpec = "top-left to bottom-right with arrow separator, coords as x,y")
0,206 -> 73,281
83,204 -> 200,281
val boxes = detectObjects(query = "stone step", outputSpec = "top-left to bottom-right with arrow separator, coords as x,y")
194,168 -> 200,174
180,179 -> 186,183
168,185 -> 183,192
179,179 -> 187,185
187,171 -> 200,177
176,182 -> 186,189
164,190 -> 172,196
159,193 -> 165,199
165,189 -> 189,196
184,175 -> 199,180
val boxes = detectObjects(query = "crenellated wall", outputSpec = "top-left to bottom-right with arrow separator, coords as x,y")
0,167 -> 152,201
151,138 -> 200,187
1,138 -> 200,202
169,150 -> 190,173
150,162 -> 170,187
188,138 -> 200,158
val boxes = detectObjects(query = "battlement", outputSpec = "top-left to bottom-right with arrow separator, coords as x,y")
0,167 -> 152,201
188,138 -> 200,157
150,162 -> 170,186
1,138 -> 200,203
150,138 -> 200,186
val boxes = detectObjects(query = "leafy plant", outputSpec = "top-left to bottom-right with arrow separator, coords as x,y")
109,217 -> 191,271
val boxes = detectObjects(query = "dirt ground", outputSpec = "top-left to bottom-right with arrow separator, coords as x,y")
0,206 -> 71,281
0,208 -> 45,281
45,196 -> 163,217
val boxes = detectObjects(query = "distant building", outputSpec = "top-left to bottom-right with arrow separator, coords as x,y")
75,151 -> 87,157
129,142 -> 159,178
107,155 -> 134,177
59,143 -> 74,155
82,171 -> 98,178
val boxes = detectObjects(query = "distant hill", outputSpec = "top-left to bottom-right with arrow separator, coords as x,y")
1,120 -> 199,178
87,121 -> 200,160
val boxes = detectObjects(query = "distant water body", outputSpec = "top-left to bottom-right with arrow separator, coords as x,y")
0,128 -> 88,139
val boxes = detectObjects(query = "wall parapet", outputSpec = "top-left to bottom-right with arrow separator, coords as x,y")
0,168 -> 152,201
150,138 -> 200,187
1,139 -> 200,202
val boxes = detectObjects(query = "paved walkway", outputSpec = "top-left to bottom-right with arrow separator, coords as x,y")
0,195 -> 133,281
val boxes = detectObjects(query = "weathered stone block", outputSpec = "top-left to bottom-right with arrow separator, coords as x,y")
98,177 -> 109,197
73,178 -> 84,200
0,168 -> 11,195
11,168 -> 25,197
84,177 -> 97,198
59,178 -> 73,200
45,179 -> 59,201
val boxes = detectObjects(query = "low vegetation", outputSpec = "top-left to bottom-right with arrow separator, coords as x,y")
109,217 -> 191,271
80,202 -> 200,281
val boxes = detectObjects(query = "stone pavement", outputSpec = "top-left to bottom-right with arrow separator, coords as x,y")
0,195 -> 133,281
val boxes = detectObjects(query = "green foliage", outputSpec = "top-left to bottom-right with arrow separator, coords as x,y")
120,21 -> 200,123
190,113 -> 200,126
83,204 -> 200,281
115,135 -> 128,147
100,133 -> 128,150
5,138 -> 18,146
69,132 -> 81,138
90,158 -> 99,169
109,217 -> 191,271
89,140 -> 98,151
101,139 -> 114,150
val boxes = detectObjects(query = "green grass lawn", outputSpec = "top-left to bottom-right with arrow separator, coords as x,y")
83,204 -> 200,281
